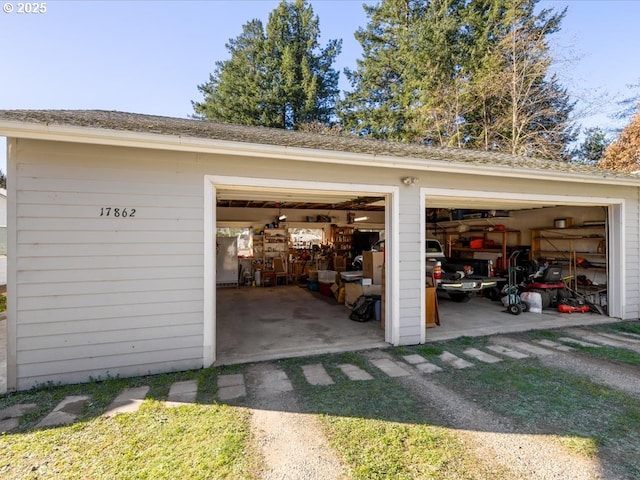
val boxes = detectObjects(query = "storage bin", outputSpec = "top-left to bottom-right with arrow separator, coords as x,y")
317,270 -> 337,284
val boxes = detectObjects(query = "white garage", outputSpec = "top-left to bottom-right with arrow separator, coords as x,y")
0,110 -> 637,392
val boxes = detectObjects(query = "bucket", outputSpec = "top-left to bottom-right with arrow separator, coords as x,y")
554,218 -> 566,228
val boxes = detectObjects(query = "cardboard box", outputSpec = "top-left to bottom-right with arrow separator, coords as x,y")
363,251 -> 384,285
344,283 -> 382,309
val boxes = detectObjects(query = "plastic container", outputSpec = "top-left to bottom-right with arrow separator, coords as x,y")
317,270 -> 337,284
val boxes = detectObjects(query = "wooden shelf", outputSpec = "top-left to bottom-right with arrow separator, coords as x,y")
331,226 -> 354,258
445,229 -> 521,261
530,225 -> 607,290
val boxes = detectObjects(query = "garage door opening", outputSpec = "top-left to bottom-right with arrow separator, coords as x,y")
421,188 -> 623,341
205,176 -> 399,366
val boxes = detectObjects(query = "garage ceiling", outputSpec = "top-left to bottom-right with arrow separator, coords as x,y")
216,187 -> 558,213
425,195 -> 560,212
216,188 -> 386,211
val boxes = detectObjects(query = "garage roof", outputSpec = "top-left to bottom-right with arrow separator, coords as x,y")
0,109 -> 633,178
5,109 -> 636,212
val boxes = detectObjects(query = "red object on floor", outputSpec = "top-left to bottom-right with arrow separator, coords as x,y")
319,282 -> 332,296
557,304 -> 590,314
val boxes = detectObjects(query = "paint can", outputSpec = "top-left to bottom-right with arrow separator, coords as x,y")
554,218 -> 567,228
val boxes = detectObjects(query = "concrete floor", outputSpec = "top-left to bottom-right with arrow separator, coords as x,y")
215,285 -> 618,365
427,294 -> 619,341
215,284 -> 388,365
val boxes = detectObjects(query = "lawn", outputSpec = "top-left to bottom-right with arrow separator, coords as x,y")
2,322 -> 640,479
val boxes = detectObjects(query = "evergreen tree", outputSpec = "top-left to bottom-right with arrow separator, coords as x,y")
193,0 -> 341,130
339,0 -> 575,159
339,0 -> 465,143
571,127 -> 611,165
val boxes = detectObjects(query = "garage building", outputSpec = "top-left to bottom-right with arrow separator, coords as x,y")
0,110 -> 637,392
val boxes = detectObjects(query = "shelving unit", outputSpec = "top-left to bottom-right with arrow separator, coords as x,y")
530,225 -> 608,304
253,234 -> 264,261
434,218 -> 520,263
530,226 -> 606,266
263,228 -> 288,265
331,226 -> 354,258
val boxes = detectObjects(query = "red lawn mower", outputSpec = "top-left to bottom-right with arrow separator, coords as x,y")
520,260 -> 590,313
520,261 -> 567,309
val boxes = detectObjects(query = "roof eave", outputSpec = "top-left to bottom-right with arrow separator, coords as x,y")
0,119 -> 636,187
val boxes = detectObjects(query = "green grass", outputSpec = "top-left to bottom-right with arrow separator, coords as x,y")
431,357 -> 640,478
519,323 -> 640,366
3,324 -> 640,478
0,369 -> 257,480
278,353 -> 513,479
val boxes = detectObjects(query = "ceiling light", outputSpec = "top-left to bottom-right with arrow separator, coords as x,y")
354,216 -> 369,222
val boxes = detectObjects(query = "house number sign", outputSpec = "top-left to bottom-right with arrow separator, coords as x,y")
99,207 -> 136,218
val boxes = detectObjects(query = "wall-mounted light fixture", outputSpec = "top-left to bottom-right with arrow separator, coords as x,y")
276,203 -> 287,221
354,216 -> 369,222
401,176 -> 419,186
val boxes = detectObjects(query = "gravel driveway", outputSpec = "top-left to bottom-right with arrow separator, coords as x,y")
235,325 -> 640,479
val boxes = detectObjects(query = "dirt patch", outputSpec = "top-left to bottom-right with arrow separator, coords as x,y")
362,349 -> 607,480
243,362 -> 347,480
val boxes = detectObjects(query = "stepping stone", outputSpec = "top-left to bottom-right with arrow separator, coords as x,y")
597,331 -> 640,344
302,364 -> 334,386
487,345 -> 530,359
558,337 -> 601,348
254,368 -> 293,395
37,395 -> 90,428
165,380 -> 198,407
0,418 -> 19,432
103,386 -> 150,418
535,339 -> 575,352
495,340 -> 554,356
463,348 -> 502,364
370,358 -> 411,377
439,351 -> 474,369
566,329 -> 636,349
217,374 -> 246,401
617,331 -> 640,340
0,402 -> 38,420
402,354 -> 428,365
0,403 -> 37,433
338,363 -> 373,381
415,362 -> 443,373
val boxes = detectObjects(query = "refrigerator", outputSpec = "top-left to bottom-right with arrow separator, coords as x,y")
216,237 -> 239,286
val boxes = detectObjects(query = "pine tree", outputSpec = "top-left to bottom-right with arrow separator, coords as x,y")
339,0 -> 575,159
571,128 -> 611,165
193,0 -> 341,130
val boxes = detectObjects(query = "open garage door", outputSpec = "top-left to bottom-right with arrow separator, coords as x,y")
205,176 -> 399,366
422,188 -> 623,340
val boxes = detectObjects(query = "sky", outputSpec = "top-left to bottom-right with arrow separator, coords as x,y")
1,0 -> 639,172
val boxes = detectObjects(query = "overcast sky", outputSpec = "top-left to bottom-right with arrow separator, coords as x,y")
1,0 -> 638,171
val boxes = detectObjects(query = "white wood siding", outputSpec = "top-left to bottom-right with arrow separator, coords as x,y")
8,138 -> 640,389
623,195 -> 639,318
396,186 -> 423,344
13,141 -> 205,389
